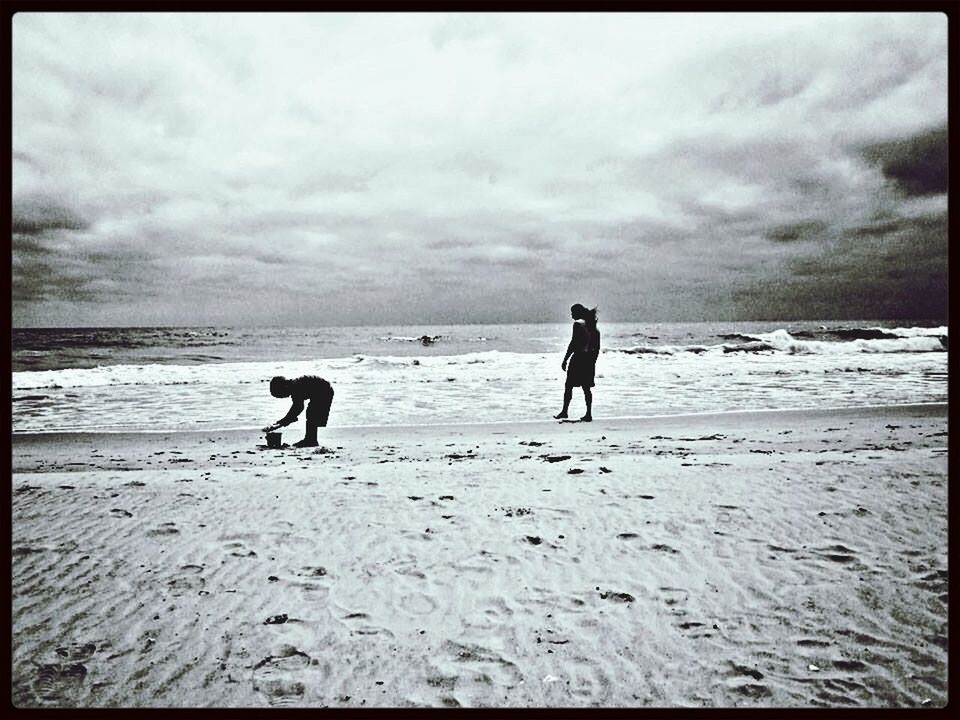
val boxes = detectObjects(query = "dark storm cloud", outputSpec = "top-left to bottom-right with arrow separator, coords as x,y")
12,252 -> 97,303
12,196 -> 89,235
734,212 -> 947,320
862,125 -> 948,196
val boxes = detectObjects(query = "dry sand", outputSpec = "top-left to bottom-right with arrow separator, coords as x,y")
11,404 -> 948,708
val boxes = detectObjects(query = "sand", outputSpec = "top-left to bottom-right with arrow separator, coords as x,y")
11,404 -> 948,708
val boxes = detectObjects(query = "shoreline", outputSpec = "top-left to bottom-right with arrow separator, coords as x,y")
12,400 -> 948,440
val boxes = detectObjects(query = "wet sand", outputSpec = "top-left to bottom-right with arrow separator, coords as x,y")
11,404 -> 948,707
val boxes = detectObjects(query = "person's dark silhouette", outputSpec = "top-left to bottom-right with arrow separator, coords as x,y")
554,304 -> 600,422
263,375 -> 334,447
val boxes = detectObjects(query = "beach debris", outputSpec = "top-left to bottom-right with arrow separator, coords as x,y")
543,675 -> 560,683
268,576 -> 279,582
599,590 -> 635,603
524,535 -> 543,545
541,454 -> 571,463
501,507 -> 532,517
264,614 -> 289,625
567,468 -> 584,474
520,441 -> 545,446
439,495 -> 454,500
808,664 -> 820,672
599,466 -> 612,473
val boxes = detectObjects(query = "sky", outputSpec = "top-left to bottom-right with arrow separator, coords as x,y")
11,12 -> 949,327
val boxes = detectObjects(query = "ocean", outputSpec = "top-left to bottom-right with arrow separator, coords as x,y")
11,321 -> 948,434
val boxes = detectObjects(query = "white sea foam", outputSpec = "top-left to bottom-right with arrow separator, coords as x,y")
616,330 -> 946,357
11,340 -> 948,433
751,330 -> 946,354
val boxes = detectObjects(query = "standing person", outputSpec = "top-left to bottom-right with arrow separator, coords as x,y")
554,304 -> 600,422
263,375 -> 334,447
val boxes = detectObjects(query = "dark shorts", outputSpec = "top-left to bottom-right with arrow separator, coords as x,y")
305,386 -> 335,426
565,353 -> 596,388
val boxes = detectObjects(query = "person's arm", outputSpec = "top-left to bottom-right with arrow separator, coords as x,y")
276,398 -> 304,427
561,325 -> 577,370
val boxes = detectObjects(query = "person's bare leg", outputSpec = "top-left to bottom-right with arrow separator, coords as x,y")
555,386 -> 573,419
294,421 -> 319,447
580,388 -> 592,422
295,393 -> 332,447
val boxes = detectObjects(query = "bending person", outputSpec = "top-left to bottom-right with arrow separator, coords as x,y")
555,304 -> 600,422
263,375 -> 334,447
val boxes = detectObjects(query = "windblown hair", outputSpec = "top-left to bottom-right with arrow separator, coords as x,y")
571,303 -> 599,327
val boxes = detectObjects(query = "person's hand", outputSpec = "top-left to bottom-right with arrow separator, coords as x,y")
263,423 -> 279,433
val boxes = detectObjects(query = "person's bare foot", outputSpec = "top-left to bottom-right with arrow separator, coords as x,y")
580,414 -> 592,422
554,412 -> 568,419
293,439 -> 318,447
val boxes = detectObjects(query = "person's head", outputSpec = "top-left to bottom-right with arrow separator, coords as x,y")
269,376 -> 292,398
570,303 -> 598,324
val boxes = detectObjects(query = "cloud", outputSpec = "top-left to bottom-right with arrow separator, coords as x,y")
12,195 -> 89,235
732,211 -> 947,320
862,125 -> 948,196
10,12 -> 949,326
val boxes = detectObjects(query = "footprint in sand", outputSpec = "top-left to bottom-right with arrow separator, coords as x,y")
146,522 -> 179,537
914,568 -> 948,596
658,586 -> 690,617
399,592 -> 438,616
251,645 -> 314,706
297,565 -> 328,577
339,611 -> 395,638
165,565 -> 206,596
813,544 -> 862,565
727,661 -> 764,681
650,543 -> 680,554
54,642 -> 98,662
436,640 -> 523,690
31,662 -> 88,705
286,566 -> 331,595
31,642 -> 98,705
731,683 -> 772,700
221,535 -> 259,558
567,655 -> 612,702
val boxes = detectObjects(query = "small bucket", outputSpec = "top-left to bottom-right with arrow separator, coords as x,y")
266,432 -> 282,449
